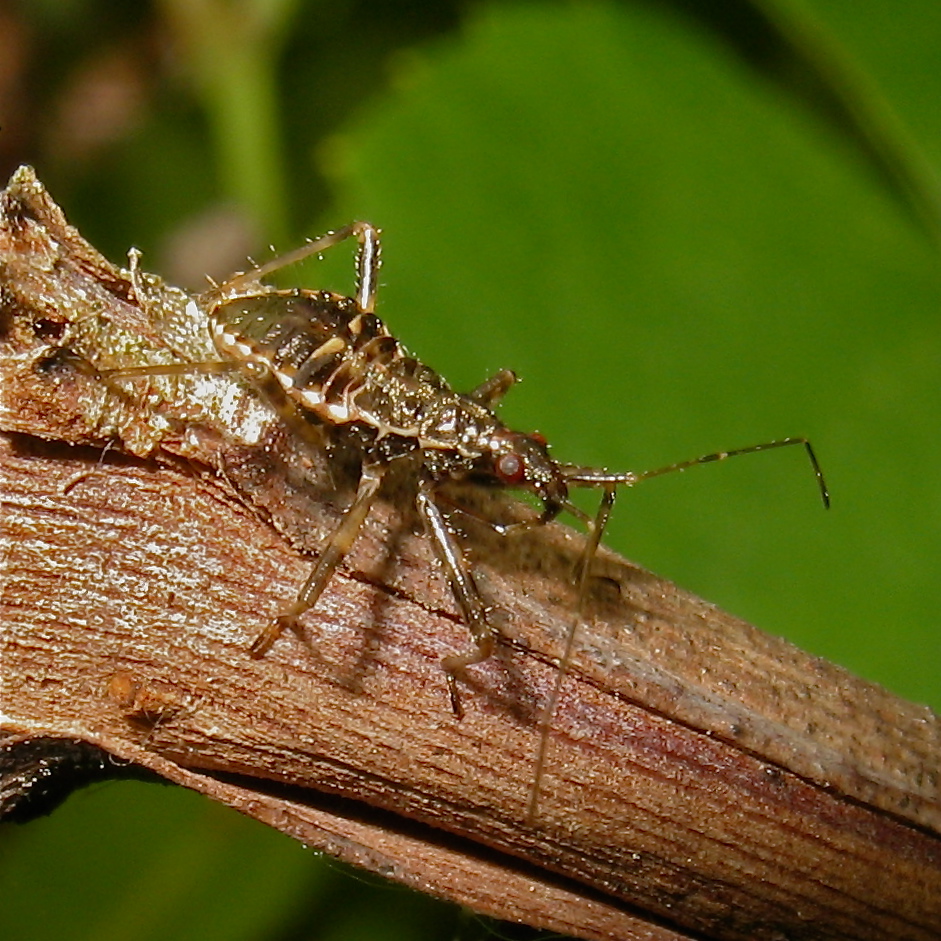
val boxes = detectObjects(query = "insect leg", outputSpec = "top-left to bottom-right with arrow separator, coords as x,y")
416,479 -> 496,719
210,222 -> 382,311
527,485 -> 617,823
127,246 -> 148,305
97,250 -> 235,380
104,360 -> 237,379
250,464 -> 385,657
525,437 -> 829,821
468,369 -> 518,408
351,222 -> 380,313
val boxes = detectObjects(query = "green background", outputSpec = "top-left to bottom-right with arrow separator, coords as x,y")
2,1 -> 939,938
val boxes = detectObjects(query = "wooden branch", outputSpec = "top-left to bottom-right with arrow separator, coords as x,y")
2,165 -> 940,941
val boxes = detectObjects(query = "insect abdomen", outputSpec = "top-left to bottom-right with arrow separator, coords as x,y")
211,289 -> 396,419
211,288 -> 499,453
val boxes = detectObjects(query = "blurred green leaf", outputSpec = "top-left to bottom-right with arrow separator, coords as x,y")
646,0 -> 941,242
0,782 -> 317,941
157,0 -> 302,242
0,780 -> 463,941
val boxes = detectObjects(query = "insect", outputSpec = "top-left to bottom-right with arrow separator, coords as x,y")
105,670 -> 185,730
108,222 -> 829,821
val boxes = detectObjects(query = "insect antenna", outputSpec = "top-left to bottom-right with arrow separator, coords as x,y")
564,437 -> 830,508
525,436 -> 829,824
526,486 -> 615,824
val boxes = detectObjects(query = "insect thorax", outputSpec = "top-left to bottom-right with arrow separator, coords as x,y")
209,288 -> 504,473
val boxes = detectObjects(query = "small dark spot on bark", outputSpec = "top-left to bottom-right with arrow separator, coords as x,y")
0,192 -> 31,232
763,766 -> 785,786
0,287 -> 17,337
590,574 -> 622,605
33,347 -> 81,374
32,317 -> 67,340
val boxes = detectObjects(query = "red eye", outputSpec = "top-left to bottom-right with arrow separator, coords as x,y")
496,452 -> 526,484
530,431 -> 547,447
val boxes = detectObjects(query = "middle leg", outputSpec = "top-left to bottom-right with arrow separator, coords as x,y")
416,478 -> 497,718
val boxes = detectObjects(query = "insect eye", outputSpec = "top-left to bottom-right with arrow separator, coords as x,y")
496,452 -> 526,484
530,432 -> 548,447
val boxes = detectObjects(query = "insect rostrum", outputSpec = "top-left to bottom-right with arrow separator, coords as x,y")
109,222 -> 829,821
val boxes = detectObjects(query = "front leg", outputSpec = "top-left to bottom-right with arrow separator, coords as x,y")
468,368 -> 517,408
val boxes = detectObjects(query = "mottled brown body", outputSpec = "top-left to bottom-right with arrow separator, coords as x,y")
209,289 -> 508,472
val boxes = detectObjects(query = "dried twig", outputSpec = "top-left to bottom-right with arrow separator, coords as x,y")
2,166 -> 940,941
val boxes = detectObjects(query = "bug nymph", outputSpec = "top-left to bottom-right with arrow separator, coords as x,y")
109,222 -> 829,822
